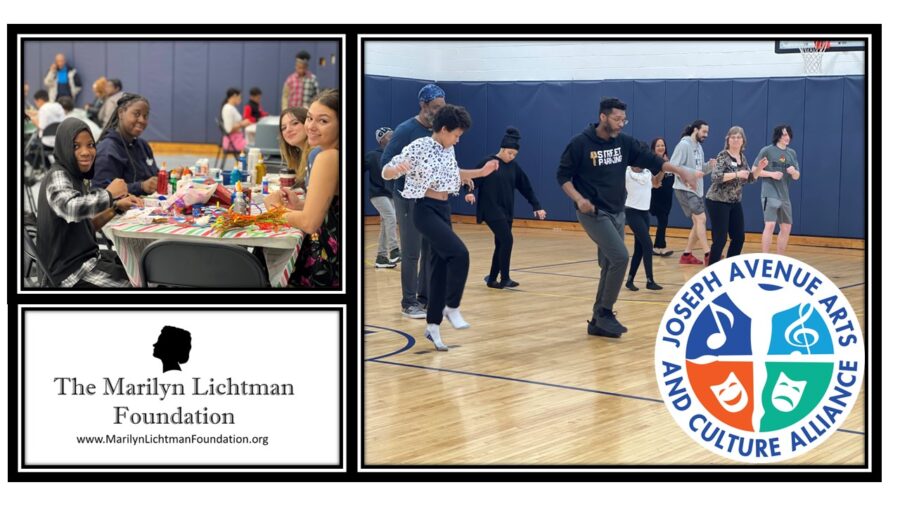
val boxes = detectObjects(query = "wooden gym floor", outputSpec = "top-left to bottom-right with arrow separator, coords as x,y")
363,221 -> 868,466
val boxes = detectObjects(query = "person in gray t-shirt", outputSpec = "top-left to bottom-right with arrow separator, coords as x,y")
752,124 -> 801,254
671,120 -> 717,265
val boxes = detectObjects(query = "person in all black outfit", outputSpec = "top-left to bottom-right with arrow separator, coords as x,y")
465,127 -> 546,288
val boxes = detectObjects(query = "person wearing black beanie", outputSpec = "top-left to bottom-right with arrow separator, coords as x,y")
466,127 -> 546,288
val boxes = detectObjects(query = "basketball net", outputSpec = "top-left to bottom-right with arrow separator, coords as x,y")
799,41 -> 831,75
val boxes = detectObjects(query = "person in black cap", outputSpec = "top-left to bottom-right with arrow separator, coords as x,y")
364,126 -> 400,268
465,127 -> 546,288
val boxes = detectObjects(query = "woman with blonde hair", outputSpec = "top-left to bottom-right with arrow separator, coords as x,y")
704,126 -> 755,265
265,90 -> 341,288
277,106 -> 310,190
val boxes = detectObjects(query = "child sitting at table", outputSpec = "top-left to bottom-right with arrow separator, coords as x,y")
37,117 -> 143,287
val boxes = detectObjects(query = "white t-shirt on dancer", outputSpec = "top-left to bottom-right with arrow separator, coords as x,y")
383,136 -> 461,199
624,167 -> 652,211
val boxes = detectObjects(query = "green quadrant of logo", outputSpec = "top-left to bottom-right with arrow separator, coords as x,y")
760,362 -> 833,432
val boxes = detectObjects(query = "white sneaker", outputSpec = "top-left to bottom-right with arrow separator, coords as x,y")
443,307 -> 470,329
425,325 -> 448,351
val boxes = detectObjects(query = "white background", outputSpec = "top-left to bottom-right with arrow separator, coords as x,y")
22,309 -> 340,466
365,40 -> 866,81
3,1 -> 898,505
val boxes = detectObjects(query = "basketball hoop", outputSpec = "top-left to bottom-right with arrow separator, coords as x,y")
799,40 -> 831,75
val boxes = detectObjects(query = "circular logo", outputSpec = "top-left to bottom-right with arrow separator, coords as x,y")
654,253 -> 865,463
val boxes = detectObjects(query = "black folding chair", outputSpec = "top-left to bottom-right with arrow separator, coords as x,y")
32,122 -> 60,173
23,225 -> 56,287
213,116 -> 242,169
139,240 -> 269,288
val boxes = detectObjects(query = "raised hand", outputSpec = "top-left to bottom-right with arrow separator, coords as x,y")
480,159 -> 499,176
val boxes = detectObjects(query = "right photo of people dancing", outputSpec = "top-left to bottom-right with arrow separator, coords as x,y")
362,38 -> 868,466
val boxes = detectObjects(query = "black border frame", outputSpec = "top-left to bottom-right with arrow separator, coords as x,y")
12,305 -> 346,480
13,28 -> 347,294
359,25 -> 881,481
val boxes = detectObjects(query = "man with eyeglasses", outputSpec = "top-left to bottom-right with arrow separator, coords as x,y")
557,97 -> 698,338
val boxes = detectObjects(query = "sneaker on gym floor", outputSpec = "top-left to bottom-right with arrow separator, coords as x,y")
679,253 -> 703,265
484,275 -> 502,289
587,319 -> 621,338
401,305 -> 427,319
374,254 -> 397,268
593,312 -> 628,334
389,248 -> 401,263
499,279 -> 520,288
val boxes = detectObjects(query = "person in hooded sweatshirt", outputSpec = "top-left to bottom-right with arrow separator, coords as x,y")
556,97 -> 698,338
37,117 -> 143,288
465,127 -> 547,289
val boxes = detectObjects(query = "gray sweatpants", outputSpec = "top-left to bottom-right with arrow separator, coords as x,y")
370,195 -> 399,256
576,209 -> 628,319
393,190 -> 430,309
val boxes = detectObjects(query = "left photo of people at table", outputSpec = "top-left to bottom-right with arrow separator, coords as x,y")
19,37 -> 343,290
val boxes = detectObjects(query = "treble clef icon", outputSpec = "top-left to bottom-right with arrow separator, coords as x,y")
784,303 -> 819,355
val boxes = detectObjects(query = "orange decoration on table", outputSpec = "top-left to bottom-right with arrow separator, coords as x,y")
211,206 -> 290,235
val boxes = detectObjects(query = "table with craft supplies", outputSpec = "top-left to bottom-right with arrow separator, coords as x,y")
102,187 -> 303,288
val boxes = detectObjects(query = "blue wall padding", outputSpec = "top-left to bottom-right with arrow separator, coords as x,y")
24,40 -> 340,144
363,75 -> 865,239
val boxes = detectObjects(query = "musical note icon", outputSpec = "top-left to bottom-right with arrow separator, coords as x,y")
706,302 -> 735,351
784,303 -> 819,355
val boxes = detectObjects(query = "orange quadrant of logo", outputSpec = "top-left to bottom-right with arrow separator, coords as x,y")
686,361 -> 754,432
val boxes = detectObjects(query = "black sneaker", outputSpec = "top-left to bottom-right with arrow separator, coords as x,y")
587,319 -> 621,338
625,278 -> 638,291
374,255 -> 397,268
646,281 -> 663,290
484,275 -> 502,289
389,248 -> 401,263
594,312 -> 628,334
499,279 -> 520,288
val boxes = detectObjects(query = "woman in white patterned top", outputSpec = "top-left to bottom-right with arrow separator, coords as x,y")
382,104 -> 498,351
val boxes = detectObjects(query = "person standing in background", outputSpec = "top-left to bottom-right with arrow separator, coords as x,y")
365,127 -> 401,269
282,51 -> 320,110
43,53 -> 81,102
648,137 -> 674,256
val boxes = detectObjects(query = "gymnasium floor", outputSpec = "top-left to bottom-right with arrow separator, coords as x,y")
363,221 -> 868,466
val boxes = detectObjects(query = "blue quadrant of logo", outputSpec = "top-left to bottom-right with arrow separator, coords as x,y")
686,293 -> 753,360
767,303 -> 833,356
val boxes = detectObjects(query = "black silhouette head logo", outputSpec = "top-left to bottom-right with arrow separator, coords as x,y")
152,326 -> 192,373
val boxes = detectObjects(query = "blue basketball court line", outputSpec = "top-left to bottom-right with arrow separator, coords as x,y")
364,325 -> 865,437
